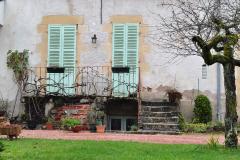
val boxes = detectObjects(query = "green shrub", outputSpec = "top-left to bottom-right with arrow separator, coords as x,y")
212,121 -> 225,132
130,125 -> 138,131
178,113 -> 186,132
0,141 -> 4,152
193,95 -> 212,123
186,123 -> 208,133
61,118 -> 81,128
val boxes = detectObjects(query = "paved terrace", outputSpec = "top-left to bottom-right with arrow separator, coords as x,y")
10,130 -> 232,145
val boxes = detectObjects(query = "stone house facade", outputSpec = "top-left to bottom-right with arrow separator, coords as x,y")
0,0 -> 239,132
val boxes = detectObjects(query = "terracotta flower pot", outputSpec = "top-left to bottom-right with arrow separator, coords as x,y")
96,125 -> 105,133
46,123 -> 53,130
71,125 -> 81,133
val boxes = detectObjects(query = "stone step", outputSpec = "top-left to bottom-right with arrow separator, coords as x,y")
141,101 -> 177,106
142,106 -> 178,112
141,116 -> 178,123
142,123 -> 179,131
140,111 -> 179,117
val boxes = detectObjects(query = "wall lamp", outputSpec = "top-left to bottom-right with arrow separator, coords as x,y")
91,34 -> 97,43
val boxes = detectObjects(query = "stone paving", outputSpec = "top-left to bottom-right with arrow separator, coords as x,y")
12,130 -> 229,144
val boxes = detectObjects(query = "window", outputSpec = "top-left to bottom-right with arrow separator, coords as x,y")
109,116 -> 137,131
202,64 -> 207,79
47,24 -> 76,94
112,23 -> 139,97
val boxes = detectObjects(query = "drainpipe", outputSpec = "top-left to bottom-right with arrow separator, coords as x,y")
216,63 -> 221,121
216,0 -> 221,121
100,0 -> 103,24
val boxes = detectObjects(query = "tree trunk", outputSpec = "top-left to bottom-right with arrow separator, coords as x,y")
223,63 -> 238,148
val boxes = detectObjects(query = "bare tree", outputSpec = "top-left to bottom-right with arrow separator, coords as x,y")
154,0 -> 240,148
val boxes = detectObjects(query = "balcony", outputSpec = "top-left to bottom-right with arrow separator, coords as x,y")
0,0 -> 4,27
23,66 -> 139,98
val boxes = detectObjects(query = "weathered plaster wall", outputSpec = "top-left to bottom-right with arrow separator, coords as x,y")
0,0 -> 234,121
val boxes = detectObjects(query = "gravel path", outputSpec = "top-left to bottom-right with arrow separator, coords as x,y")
12,130 -> 228,144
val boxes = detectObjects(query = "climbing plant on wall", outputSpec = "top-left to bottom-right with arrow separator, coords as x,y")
6,50 -> 29,119
7,49 -> 29,86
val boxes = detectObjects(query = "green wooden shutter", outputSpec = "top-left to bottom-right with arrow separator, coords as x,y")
48,25 -> 62,67
126,24 -> 139,94
112,24 -> 126,96
62,25 -> 76,68
47,25 -> 76,95
112,24 -> 139,97
47,25 -> 63,94
62,25 -> 76,95
112,24 -> 126,67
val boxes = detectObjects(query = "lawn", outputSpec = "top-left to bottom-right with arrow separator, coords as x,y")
0,139 -> 240,160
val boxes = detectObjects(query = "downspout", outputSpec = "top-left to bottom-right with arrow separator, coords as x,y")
216,0 -> 222,121
216,63 -> 221,121
100,0 -> 103,24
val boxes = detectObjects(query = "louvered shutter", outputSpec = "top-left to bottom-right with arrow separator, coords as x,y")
112,24 -> 126,96
47,25 -> 63,94
48,25 -> 62,67
62,25 -> 76,68
47,25 -> 76,95
62,25 -> 76,95
112,24 -> 139,97
126,24 -> 139,94
112,24 -> 126,67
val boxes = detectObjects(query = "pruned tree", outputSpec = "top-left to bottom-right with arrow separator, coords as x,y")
154,0 -> 240,148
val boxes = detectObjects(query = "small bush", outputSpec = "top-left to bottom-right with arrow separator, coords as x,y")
212,121 -> 225,132
0,141 -> 4,152
193,95 -> 212,124
178,113 -> 186,132
61,118 -> 81,128
130,125 -> 138,131
186,123 -> 208,133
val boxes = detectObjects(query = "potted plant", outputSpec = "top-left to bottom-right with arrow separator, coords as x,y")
166,89 -> 182,103
87,110 -> 97,132
95,110 -> 105,133
61,118 -> 81,133
46,118 -> 54,130
87,99 -> 106,133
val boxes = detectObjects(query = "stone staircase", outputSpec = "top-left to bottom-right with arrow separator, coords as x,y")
139,101 -> 180,134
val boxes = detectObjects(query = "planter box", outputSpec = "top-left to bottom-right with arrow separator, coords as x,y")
0,124 -> 22,139
71,125 -> 81,133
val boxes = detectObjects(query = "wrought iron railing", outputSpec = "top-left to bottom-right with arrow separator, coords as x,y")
23,66 -> 139,98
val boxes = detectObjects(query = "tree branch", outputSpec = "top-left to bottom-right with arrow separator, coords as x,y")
233,59 -> 240,67
208,35 -> 225,52
192,36 -> 228,64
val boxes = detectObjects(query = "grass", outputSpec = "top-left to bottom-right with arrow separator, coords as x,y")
0,139 -> 240,160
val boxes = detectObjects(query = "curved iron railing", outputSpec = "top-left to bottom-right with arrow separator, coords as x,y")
23,66 -> 139,98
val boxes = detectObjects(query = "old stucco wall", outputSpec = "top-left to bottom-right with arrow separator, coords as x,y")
0,0 -> 237,121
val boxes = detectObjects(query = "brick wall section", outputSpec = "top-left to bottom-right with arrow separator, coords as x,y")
53,104 -> 91,129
